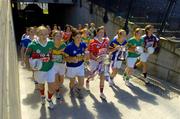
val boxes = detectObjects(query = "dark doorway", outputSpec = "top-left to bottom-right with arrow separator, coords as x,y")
23,4 -> 43,26
11,2 -> 74,45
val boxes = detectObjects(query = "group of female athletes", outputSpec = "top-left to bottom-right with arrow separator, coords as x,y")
20,23 -> 159,109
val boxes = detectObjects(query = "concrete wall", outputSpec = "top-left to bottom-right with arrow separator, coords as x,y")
67,0 -> 180,86
147,38 -> 180,86
65,0 -> 137,39
0,0 -> 21,119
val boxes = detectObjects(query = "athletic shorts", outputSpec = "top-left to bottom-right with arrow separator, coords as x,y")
66,63 -> 85,78
34,67 -> 56,84
89,59 -> 105,74
140,52 -> 150,62
127,57 -> 137,68
52,62 -> 66,75
111,60 -> 122,69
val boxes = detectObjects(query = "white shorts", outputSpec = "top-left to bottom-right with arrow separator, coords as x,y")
52,62 -> 66,75
66,63 -> 85,78
89,60 -> 104,73
111,60 -> 122,69
140,53 -> 150,62
34,67 -> 56,84
127,57 -> 137,68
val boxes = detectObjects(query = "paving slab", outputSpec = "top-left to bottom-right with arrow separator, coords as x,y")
19,63 -> 180,119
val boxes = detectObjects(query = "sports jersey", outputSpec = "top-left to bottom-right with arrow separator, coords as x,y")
127,37 -> 144,58
52,43 -> 66,63
25,38 -> 54,71
88,37 -> 109,59
142,34 -> 159,48
63,32 -> 72,42
109,37 -> 127,60
82,37 -> 91,45
64,42 -> 87,67
20,37 -> 32,48
21,33 -> 29,41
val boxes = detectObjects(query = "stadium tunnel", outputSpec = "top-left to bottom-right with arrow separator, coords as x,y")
11,0 -> 79,46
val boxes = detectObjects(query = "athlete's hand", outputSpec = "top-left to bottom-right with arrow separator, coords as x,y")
32,68 -> 39,71
70,57 -> 79,63
144,48 -> 148,53
59,50 -> 65,55
128,46 -> 136,52
96,56 -> 103,62
28,65 -> 38,71
115,45 -> 121,50
84,55 -> 89,61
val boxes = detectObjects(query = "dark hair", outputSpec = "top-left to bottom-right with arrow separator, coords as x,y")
95,26 -> 106,37
65,24 -> 71,31
25,27 -> 30,32
96,26 -> 104,33
71,28 -> 81,37
69,28 -> 81,42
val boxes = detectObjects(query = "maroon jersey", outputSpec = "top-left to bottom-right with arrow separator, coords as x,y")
142,34 -> 159,48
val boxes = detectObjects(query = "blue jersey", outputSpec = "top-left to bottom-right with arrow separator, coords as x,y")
109,38 -> 127,60
20,38 -> 32,48
21,34 -> 28,41
64,42 -> 87,67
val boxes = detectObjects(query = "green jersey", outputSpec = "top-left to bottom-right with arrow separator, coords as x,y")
127,37 -> 144,57
26,38 -> 54,71
52,43 -> 66,63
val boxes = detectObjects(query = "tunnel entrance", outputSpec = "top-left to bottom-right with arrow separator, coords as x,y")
11,2 -> 74,45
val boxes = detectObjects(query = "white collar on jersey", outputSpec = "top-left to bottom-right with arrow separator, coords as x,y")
94,37 -> 106,44
35,37 -> 50,47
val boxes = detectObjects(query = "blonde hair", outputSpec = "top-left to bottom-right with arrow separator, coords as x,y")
134,28 -> 142,36
117,29 -> 126,36
81,28 -> 88,33
52,30 -> 60,37
36,26 -> 47,35
90,23 -> 95,27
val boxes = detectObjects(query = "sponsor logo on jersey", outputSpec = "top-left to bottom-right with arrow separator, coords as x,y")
73,50 -> 77,54
36,49 -> 41,53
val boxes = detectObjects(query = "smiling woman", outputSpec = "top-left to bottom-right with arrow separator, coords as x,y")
0,0 -> 21,119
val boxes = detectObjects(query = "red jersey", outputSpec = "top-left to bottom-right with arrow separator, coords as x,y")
63,32 -> 72,42
88,37 -> 109,59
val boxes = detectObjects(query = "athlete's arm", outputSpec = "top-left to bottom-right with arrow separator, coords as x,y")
109,45 -> 121,53
64,55 -> 78,63
127,42 -> 136,53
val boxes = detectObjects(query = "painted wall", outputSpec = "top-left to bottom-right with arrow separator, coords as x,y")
0,0 -> 21,119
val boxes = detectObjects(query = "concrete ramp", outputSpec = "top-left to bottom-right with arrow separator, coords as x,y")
0,0 -> 21,119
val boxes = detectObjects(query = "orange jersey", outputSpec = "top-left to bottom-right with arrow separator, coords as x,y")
88,37 -> 109,58
63,32 -> 72,42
